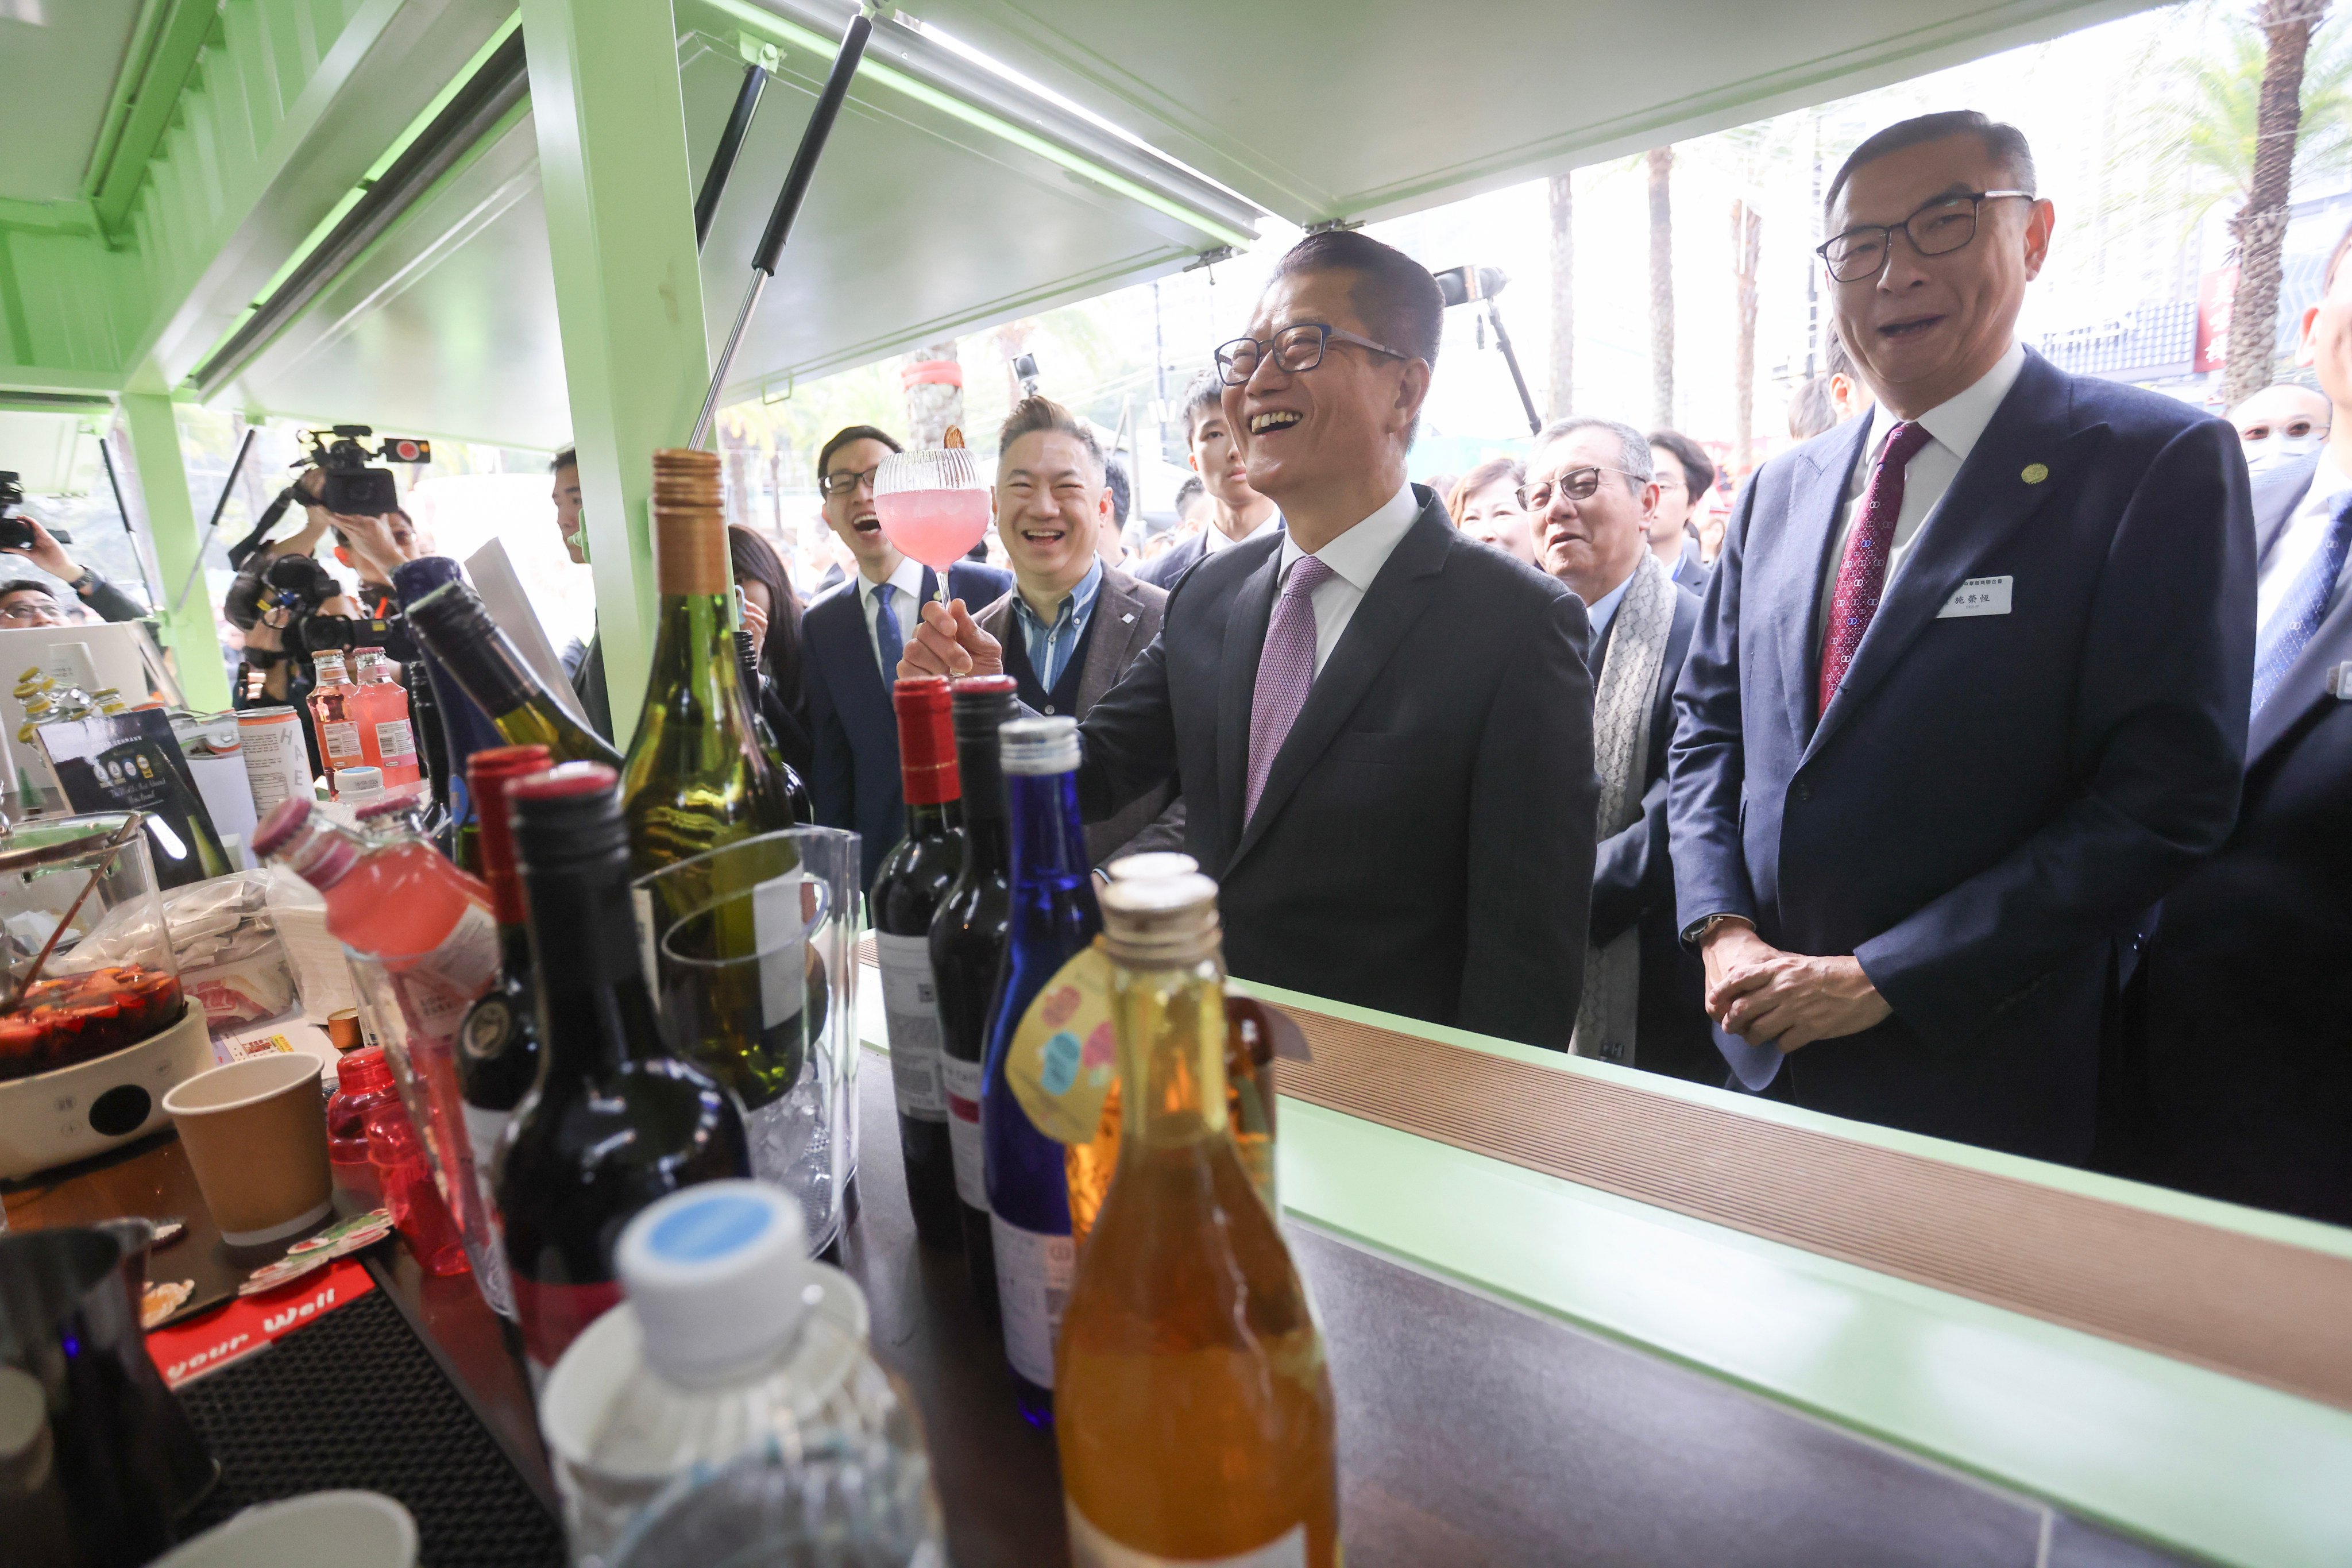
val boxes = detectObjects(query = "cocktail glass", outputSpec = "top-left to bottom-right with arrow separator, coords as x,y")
872,446 -> 990,603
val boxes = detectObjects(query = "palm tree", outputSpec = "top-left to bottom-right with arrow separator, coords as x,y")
1548,171 -> 1574,420
2226,0 -> 2335,403
1730,200 -> 1763,473
2122,2 -> 2352,400
1647,146 -> 1675,426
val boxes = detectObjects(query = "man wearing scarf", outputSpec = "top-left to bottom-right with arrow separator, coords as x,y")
1527,418 -> 1715,1081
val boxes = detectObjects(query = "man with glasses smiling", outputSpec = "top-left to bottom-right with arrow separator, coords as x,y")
1669,111 -> 2253,1164
801,422 -> 1009,889
901,231 -> 1597,1049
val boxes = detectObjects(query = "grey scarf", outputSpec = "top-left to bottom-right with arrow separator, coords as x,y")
1570,549 -> 1677,1064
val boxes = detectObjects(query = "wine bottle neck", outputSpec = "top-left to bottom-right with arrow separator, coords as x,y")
643,593 -> 756,730
1114,957 -> 1230,1149
1006,770 -> 1089,886
905,798 -> 954,840
523,850 -> 659,1074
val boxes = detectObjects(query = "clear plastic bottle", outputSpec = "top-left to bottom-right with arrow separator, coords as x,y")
307,651 -> 364,791
539,1180 -> 937,1568
350,647 -> 423,791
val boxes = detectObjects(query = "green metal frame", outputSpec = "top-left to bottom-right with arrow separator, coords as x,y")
519,0 -> 712,745
119,392 -> 231,712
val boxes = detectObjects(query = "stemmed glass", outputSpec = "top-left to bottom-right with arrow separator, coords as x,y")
872,444 -> 991,603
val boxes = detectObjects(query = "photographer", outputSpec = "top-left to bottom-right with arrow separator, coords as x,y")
0,512 -> 148,624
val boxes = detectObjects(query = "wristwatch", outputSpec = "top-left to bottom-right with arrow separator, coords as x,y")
67,566 -> 97,595
1685,912 -> 1751,947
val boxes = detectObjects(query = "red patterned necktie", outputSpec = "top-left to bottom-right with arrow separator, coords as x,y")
1819,419 -> 1933,716
1244,554 -> 1337,824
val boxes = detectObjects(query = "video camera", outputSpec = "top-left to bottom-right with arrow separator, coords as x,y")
296,426 -> 432,516
226,426 -> 431,571
0,471 -> 74,554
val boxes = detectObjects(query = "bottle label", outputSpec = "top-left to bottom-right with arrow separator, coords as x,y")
751,872 -> 812,1030
396,972 -> 472,1045
511,1274 -> 624,1374
631,887 -> 658,990
412,902 -> 503,1001
1067,1511 -> 1307,1568
1006,943 -> 1121,1144
374,719 -> 416,760
323,720 -> 362,763
991,1214 -> 1073,1388
874,932 -> 947,1119
943,1055 -> 988,1211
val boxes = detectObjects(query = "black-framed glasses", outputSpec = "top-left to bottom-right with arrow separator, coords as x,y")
819,464 -> 882,498
1815,190 -> 2035,283
1516,466 -> 1643,511
1214,323 -> 1414,386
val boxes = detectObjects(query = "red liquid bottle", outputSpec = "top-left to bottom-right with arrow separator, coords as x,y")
350,647 -> 423,792
367,1098 -> 471,1276
326,1046 -> 399,1206
307,651 -> 364,795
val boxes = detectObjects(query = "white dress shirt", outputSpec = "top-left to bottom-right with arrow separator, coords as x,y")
2260,451 -> 2352,634
1276,483 -> 1422,675
1203,509 -> 1282,555
1816,341 -> 2026,653
858,554 -> 926,676
1584,565 -> 1635,645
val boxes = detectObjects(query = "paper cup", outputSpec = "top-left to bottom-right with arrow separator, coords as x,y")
153,1490 -> 417,1568
163,1054 -> 334,1246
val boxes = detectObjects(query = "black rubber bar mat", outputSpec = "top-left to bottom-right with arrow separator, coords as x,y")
174,1285 -> 567,1567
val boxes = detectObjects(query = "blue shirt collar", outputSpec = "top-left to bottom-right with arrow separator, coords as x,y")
1010,558 -> 1104,635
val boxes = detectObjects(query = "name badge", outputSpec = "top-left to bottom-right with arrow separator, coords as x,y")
1937,576 -> 2013,618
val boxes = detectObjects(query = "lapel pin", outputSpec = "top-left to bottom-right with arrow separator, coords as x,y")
2021,463 -> 2049,485
1122,612 -> 1136,623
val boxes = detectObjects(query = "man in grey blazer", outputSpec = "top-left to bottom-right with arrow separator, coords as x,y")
976,395 -> 1184,868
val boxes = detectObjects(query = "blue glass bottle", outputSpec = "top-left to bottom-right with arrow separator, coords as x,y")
982,715 -> 1099,1424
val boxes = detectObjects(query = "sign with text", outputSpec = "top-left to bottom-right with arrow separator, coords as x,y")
145,1256 -> 376,1389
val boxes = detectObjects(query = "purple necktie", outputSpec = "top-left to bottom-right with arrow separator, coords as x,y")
1820,419 -> 1933,716
1245,554 -> 1337,824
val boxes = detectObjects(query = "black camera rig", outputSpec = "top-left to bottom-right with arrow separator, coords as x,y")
0,470 -> 74,554
225,426 -> 430,570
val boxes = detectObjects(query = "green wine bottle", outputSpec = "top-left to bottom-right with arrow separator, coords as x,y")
623,448 -> 801,1123
404,579 -> 623,770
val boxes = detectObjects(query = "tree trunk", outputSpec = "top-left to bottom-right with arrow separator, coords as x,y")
1647,145 -> 1675,427
902,337 -> 964,448
1548,171 -> 1575,421
2223,0 -> 2331,406
1731,200 -> 1763,476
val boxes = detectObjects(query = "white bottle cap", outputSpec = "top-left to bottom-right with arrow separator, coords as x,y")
616,1180 -> 814,1385
999,715 -> 1080,774
335,766 -> 384,803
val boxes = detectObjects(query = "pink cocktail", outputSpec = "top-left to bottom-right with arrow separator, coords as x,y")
874,486 -> 991,572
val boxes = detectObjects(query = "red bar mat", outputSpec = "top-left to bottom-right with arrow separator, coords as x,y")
1269,1002 -> 2352,1412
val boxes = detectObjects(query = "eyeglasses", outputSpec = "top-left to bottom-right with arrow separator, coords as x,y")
1516,466 -> 1644,511
820,465 -> 882,498
1214,323 -> 1414,387
1815,191 -> 2035,283
0,600 -> 61,625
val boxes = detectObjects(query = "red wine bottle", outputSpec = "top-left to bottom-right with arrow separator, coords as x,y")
493,762 -> 752,1380
870,677 -> 965,1249
930,675 -> 1018,1320
454,744 -> 553,1158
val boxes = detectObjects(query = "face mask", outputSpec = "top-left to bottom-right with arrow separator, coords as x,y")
2245,431 -> 2323,473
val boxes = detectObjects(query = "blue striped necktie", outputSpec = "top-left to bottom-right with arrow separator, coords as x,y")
872,581 -> 903,681
2252,489 -> 2352,715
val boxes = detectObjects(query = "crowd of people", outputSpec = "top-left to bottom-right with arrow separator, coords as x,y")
760,105 -> 2346,1232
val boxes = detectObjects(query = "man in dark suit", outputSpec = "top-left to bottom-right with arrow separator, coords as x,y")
1527,417 -> 1712,1080
1670,111 -> 2253,1164
2122,222 -> 2352,1224
971,395 -> 1184,868
906,231 -> 1597,1049
1137,370 -> 1282,590
800,423 -> 1011,889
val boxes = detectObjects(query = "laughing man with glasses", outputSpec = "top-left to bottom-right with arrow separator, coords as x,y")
1667,110 -> 2253,1165
897,230 -> 1600,1053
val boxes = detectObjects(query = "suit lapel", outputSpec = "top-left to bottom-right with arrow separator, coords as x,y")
1776,416 -> 1873,746
1217,546 -> 1284,869
1226,504 -> 1451,873
823,588 -> 892,736
2252,455 -> 2320,570
2249,594 -> 2352,763
1807,354 -> 2102,762
1077,573 -> 1141,713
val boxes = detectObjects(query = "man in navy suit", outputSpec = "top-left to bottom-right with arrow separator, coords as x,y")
2121,221 -> 2352,1225
1137,370 -> 1282,590
904,231 -> 1597,1048
800,423 -> 1011,889
1669,111 -> 2254,1164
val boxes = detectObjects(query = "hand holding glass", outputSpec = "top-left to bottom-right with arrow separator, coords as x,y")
873,447 -> 990,598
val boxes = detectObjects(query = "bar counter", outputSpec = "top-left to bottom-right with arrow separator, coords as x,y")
7,966 -> 2348,1567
